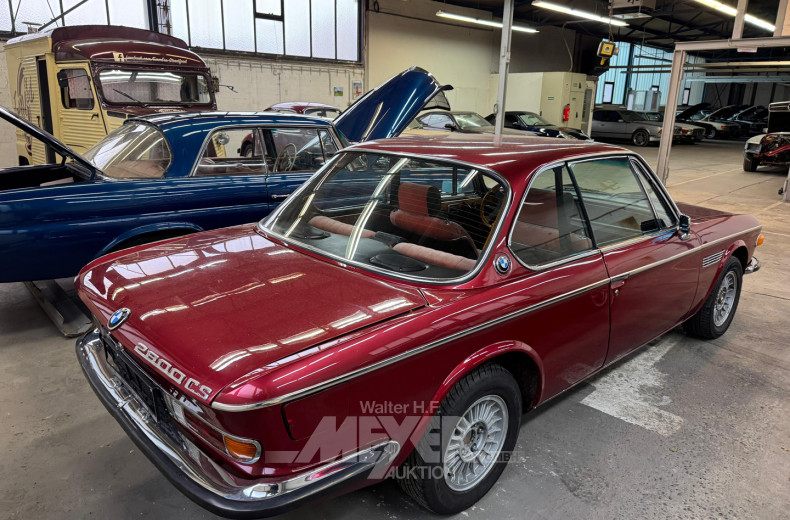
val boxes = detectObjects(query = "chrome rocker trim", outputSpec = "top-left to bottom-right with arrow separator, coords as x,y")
744,256 -> 761,274
76,329 -> 399,519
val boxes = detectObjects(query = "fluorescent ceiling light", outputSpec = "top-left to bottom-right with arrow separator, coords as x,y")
436,10 -> 539,33
692,0 -> 776,32
532,1 -> 628,26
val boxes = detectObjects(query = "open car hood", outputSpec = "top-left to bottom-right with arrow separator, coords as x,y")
76,225 -> 428,405
333,66 -> 453,142
677,102 -> 710,120
0,105 -> 98,173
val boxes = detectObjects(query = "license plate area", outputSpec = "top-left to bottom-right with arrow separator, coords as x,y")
105,344 -> 165,420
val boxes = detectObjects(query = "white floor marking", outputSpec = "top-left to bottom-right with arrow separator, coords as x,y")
580,340 -> 684,437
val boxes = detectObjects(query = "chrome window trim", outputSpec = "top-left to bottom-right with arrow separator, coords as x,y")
214,224 -> 761,413
187,123 -> 338,178
257,149 -> 514,287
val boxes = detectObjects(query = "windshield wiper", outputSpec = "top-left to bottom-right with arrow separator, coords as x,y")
112,88 -> 144,104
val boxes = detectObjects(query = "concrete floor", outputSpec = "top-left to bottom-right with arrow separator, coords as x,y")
1,140 -> 789,519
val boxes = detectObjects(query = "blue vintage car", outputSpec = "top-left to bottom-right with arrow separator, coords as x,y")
0,67 -> 452,283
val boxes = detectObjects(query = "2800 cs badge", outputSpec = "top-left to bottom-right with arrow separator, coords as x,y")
76,132 -> 762,518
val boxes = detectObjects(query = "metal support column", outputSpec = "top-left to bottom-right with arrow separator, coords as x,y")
656,49 -> 686,185
494,0 -> 514,138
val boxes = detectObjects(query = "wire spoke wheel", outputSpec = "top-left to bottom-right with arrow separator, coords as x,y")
443,395 -> 508,492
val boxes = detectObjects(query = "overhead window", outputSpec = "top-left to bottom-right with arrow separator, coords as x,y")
602,82 -> 615,104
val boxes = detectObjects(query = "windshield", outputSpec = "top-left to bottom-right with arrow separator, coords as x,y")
262,151 -> 508,282
83,122 -> 171,179
518,113 -> 552,126
98,69 -> 213,106
454,113 -> 490,129
304,107 -> 341,119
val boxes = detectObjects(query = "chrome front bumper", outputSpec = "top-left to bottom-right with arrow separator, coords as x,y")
745,256 -> 761,274
76,329 -> 399,518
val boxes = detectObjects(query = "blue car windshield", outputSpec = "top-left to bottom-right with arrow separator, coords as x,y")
262,151 -> 507,282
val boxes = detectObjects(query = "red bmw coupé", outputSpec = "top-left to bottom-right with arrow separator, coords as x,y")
76,133 -> 762,518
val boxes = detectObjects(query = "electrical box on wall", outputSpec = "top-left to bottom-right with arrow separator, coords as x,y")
540,72 -> 588,129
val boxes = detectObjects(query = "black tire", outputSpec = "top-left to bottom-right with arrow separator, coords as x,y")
632,129 -> 650,147
743,153 -> 759,172
397,363 -> 522,515
240,143 -> 253,157
705,126 -> 717,139
683,256 -> 743,339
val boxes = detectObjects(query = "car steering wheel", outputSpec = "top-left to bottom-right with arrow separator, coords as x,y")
480,186 -> 503,227
273,143 -> 297,172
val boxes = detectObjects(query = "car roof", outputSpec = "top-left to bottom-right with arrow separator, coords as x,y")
349,133 -> 626,181
130,110 -> 334,131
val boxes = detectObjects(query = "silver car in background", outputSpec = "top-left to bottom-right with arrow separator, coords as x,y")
591,107 -> 684,147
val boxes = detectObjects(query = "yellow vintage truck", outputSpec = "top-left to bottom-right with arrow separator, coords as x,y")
5,25 -> 216,165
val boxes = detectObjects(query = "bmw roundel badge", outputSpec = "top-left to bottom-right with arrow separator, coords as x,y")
494,254 -> 511,274
107,308 -> 131,330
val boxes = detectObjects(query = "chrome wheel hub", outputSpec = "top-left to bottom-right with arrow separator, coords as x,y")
713,271 -> 737,327
443,395 -> 508,492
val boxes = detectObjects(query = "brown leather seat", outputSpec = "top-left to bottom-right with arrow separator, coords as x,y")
390,182 -> 477,253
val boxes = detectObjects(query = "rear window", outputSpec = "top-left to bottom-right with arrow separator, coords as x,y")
84,123 -> 171,179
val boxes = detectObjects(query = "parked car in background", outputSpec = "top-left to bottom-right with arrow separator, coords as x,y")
743,101 -> 790,172
731,105 -> 768,136
77,132 -> 762,518
591,107 -> 684,146
0,66 -> 451,283
410,110 -> 525,135
639,111 -> 704,143
266,102 -> 342,120
678,104 -> 743,139
484,110 -> 591,140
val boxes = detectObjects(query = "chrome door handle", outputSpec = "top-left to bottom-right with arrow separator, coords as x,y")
271,193 -> 290,200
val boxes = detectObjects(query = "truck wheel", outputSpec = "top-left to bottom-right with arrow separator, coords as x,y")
397,364 -> 521,514
743,153 -> 760,172
683,256 -> 743,339
705,127 -> 717,139
632,129 -> 650,147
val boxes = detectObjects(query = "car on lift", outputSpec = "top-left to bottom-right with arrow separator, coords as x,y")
0,67 -> 452,283
76,131 -> 762,518
743,101 -> 790,172
483,110 -> 592,140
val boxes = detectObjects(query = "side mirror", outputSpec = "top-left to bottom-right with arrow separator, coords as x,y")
678,214 -> 691,239
444,123 -> 457,131
56,70 -> 69,88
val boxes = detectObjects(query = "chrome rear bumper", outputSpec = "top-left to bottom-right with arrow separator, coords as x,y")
745,256 -> 761,274
76,329 -> 398,518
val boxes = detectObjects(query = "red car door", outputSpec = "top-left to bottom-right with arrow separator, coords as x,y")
508,164 -> 610,398
568,156 -> 700,365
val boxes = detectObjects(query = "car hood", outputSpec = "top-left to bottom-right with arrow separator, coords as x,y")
677,102 -> 711,120
0,105 -> 98,173
76,225 -> 428,405
333,66 -> 453,142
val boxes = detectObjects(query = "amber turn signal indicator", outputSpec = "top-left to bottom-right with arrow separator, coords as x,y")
756,234 -> 764,246
224,436 -> 260,463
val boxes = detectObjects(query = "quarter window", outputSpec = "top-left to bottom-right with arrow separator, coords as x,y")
263,127 -> 331,173
569,157 -> 661,247
195,129 -> 267,177
58,69 -> 95,110
511,166 -> 593,266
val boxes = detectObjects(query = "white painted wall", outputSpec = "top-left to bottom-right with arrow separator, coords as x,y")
0,45 -> 15,166
366,0 -> 497,115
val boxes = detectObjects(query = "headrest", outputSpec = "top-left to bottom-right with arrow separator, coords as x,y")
398,182 -> 441,216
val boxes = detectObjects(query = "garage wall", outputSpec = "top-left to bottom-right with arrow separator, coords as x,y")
202,54 -> 363,112
0,45 -> 15,166
366,0 -> 498,114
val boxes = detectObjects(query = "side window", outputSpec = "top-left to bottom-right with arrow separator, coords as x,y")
58,69 -> 95,110
510,166 -> 593,266
319,130 -> 339,156
195,129 -> 267,177
419,114 -> 435,126
631,160 -> 677,228
434,115 -> 453,128
569,157 -> 660,247
262,127 -> 328,173
505,113 -> 519,126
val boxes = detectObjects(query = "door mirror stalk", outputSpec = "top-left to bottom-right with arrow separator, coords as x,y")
678,214 -> 691,240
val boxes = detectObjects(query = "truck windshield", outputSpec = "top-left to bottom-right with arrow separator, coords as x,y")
83,123 -> 171,179
98,69 -> 212,106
